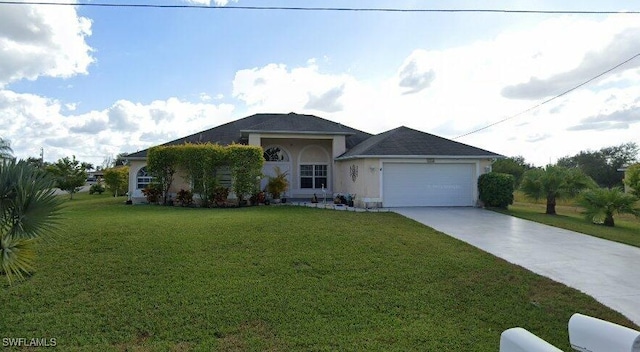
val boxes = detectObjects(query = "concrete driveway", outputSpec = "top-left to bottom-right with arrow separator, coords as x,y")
394,207 -> 640,325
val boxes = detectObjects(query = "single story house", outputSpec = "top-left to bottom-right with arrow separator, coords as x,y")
126,113 -> 503,207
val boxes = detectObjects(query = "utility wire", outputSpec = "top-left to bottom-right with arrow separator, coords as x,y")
1,1 -> 640,14
454,51 -> 640,139
4,1 -> 640,138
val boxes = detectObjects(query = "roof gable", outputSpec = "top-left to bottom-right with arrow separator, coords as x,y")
127,113 -> 372,158
338,126 -> 502,159
240,113 -> 360,134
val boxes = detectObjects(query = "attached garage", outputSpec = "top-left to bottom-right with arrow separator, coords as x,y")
382,162 -> 476,207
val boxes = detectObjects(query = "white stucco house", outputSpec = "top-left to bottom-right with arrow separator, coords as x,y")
126,113 -> 502,207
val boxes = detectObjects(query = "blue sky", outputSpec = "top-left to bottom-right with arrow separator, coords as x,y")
2,0 -> 640,167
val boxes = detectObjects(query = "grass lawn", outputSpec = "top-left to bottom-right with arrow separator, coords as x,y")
495,194 -> 640,248
1,194 -> 637,351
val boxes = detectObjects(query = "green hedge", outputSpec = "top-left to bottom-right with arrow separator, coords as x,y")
147,143 -> 264,205
478,172 -> 515,208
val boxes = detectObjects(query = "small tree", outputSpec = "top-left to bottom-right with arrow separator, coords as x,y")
624,163 -> 640,197
46,156 -> 92,199
1,160 -> 61,283
478,172 -> 514,208
520,165 -> 596,215
147,147 -> 179,205
103,166 -> 129,197
176,143 -> 226,207
227,145 -> 264,203
577,187 -> 639,227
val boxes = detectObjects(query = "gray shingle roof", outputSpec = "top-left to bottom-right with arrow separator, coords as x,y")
337,126 -> 503,159
126,113 -> 372,158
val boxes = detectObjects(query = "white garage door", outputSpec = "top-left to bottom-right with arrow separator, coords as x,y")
383,163 -> 475,207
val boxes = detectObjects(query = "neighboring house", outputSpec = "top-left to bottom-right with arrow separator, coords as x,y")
86,170 -> 104,184
126,113 -> 503,207
618,166 -> 631,193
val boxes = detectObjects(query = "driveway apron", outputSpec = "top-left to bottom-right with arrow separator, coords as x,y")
394,207 -> 640,325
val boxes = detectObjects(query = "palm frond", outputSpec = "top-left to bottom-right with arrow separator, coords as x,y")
0,236 -> 37,284
1,160 -> 62,284
578,187 -> 640,225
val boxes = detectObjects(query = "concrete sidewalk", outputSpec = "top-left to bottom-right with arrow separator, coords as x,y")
394,207 -> 640,325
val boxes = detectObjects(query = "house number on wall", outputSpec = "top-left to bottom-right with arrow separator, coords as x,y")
350,164 -> 358,182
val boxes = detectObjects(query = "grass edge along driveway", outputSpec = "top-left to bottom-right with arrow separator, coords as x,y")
495,202 -> 640,249
1,195 -> 637,351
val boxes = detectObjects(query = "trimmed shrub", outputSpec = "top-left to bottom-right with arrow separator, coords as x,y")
478,172 -> 515,208
89,183 -> 105,195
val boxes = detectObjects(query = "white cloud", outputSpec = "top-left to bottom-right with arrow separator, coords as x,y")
304,85 -> 345,113
397,51 -> 436,94
230,15 -> 640,166
0,0 -> 94,87
199,93 -> 212,102
232,63 -> 355,112
2,5 -> 639,170
502,26 -> 640,99
0,90 -> 235,166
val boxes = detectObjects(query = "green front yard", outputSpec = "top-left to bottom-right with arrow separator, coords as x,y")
1,195 -> 637,351
496,198 -> 640,249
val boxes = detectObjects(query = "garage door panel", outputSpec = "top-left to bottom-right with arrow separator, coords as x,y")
383,163 -> 474,207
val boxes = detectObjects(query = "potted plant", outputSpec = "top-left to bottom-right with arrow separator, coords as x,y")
266,167 -> 289,203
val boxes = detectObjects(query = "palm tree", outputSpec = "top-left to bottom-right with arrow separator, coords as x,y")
1,160 -> 61,283
0,138 -> 13,160
520,165 -> 596,215
577,187 -> 639,227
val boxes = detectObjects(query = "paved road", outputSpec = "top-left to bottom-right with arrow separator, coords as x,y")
53,185 -> 91,196
394,207 -> 640,325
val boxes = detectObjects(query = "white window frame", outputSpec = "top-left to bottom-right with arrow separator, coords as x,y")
136,167 -> 153,189
300,164 -> 328,189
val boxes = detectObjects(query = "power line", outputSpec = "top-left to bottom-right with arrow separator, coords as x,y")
454,51 -> 640,139
1,1 -> 640,14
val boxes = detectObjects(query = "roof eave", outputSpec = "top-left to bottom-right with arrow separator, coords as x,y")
240,129 -> 354,136
125,155 -> 147,161
336,154 -> 504,161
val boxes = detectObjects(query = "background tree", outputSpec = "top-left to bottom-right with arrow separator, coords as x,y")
25,156 -> 49,169
114,152 -> 129,167
624,163 -> 640,197
520,165 -> 596,215
1,160 -> 61,283
103,166 -> 129,197
577,188 -> 639,227
101,152 -> 129,170
557,142 -> 638,188
46,156 -> 93,199
491,156 -> 533,187
0,138 -> 13,160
